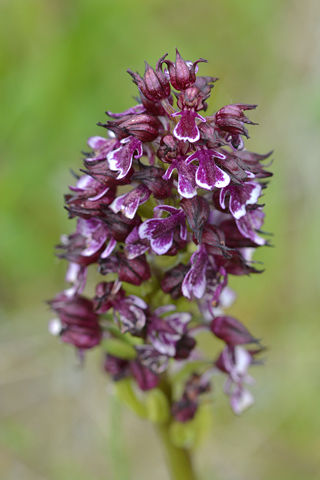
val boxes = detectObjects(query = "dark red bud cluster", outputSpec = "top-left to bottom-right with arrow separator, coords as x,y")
215,104 -> 257,138
164,48 -> 207,91
127,53 -> 171,102
100,114 -> 161,143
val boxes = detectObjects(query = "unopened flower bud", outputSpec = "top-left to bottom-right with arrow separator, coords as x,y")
164,48 -> 207,91
48,293 -> 102,349
127,54 -> 171,102
215,104 -> 257,139
211,316 -> 258,346
180,196 -> 210,243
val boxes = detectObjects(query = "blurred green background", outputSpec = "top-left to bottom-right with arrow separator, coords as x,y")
1,0 -> 320,479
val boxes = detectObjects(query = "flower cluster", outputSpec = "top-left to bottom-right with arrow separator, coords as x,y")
49,49 -> 271,419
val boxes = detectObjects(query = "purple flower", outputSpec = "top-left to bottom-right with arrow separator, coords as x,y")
164,48 -> 207,91
104,353 -> 160,390
172,110 -> 206,143
127,53 -> 171,102
220,181 -> 262,219
235,207 -> 266,245
48,292 -> 102,350
139,205 -> 187,255
107,136 -> 143,179
182,245 -> 208,299
147,305 -> 192,357
186,149 -> 230,191
94,281 -> 147,334
86,135 -> 120,162
110,184 -> 151,219
52,50 -> 272,418
162,158 -> 198,198
215,346 -> 256,415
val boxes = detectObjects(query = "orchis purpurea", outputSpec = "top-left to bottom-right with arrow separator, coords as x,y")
49,49 -> 272,477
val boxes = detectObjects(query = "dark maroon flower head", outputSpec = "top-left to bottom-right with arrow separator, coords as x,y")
51,50 -> 272,416
210,316 -> 258,346
164,48 -> 207,91
127,54 -> 171,102
49,292 -> 102,349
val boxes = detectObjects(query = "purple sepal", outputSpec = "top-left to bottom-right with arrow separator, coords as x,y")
139,206 -> 186,255
211,316 -> 258,346
107,136 -> 143,179
172,110 -> 205,143
104,354 -> 129,381
99,252 -> 151,286
65,262 -> 87,296
86,136 -> 120,162
77,218 -> 110,257
186,149 -> 230,190
162,159 -> 197,198
106,104 -> 146,118
147,307 -> 192,357
136,345 -> 169,374
48,293 -> 102,350
130,360 -> 159,391
220,181 -> 262,219
110,184 -> 151,219
235,208 -> 266,245
161,263 -> 189,299
132,166 -> 173,199
164,48 -> 207,91
215,346 -> 256,415
180,196 -> 210,242
182,246 -> 208,299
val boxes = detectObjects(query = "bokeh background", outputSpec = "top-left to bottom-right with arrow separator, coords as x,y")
1,0 -> 320,479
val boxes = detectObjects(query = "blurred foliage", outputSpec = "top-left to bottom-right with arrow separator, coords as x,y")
1,0 -> 320,479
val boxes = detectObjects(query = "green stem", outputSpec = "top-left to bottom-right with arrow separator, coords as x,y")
156,421 -> 198,480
